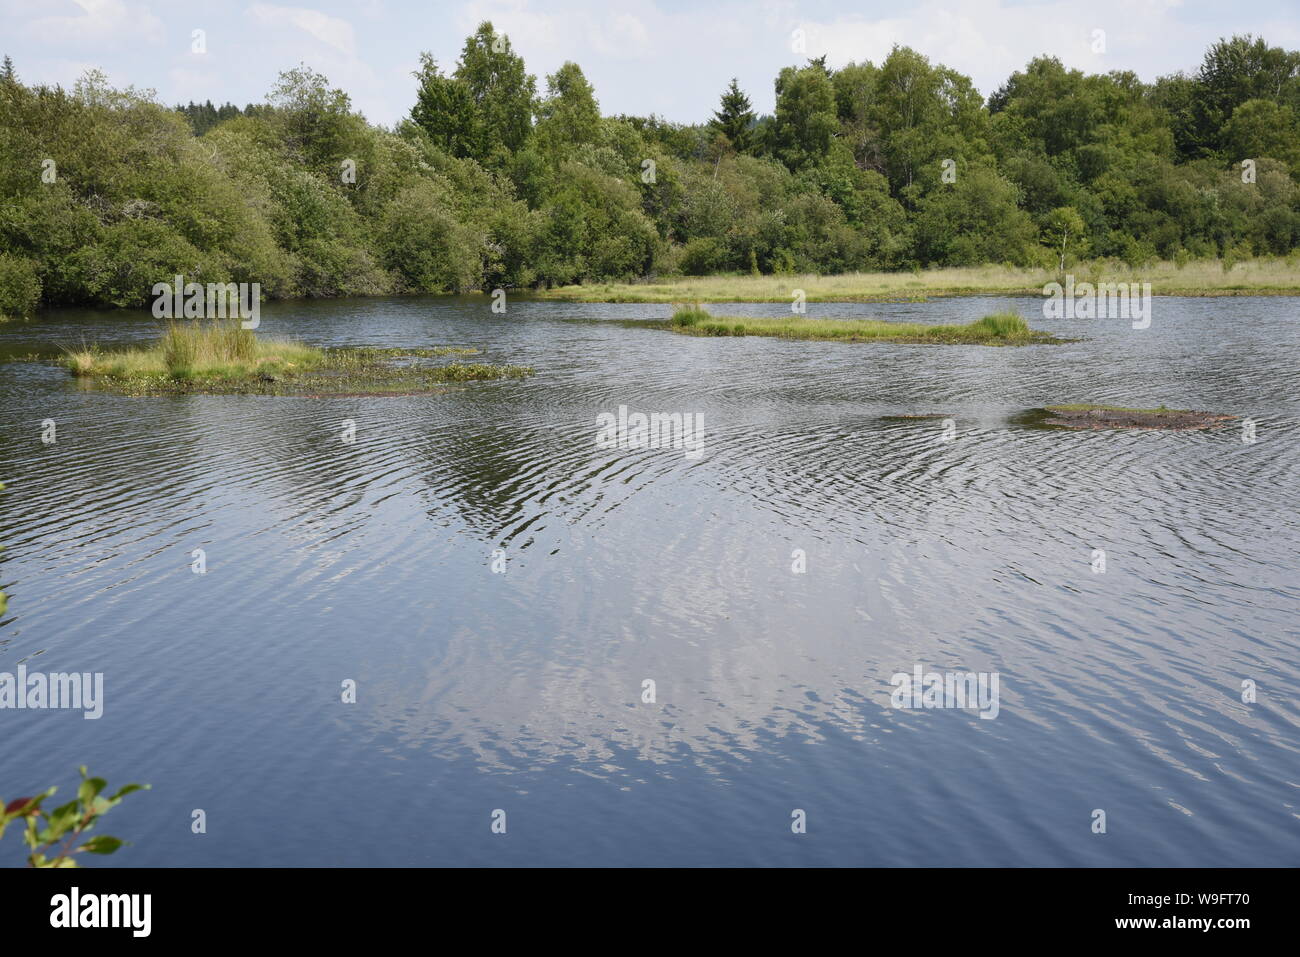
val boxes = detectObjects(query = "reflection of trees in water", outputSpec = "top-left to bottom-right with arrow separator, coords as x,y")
413,417 -> 538,544
410,402 -> 604,547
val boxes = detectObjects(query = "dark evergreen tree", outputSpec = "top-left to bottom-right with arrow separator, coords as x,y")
710,78 -> 755,152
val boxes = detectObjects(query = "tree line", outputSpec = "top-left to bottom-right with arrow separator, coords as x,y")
0,27 -> 1298,317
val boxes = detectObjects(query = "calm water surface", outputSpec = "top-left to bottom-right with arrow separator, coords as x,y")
1,295 -> 1297,866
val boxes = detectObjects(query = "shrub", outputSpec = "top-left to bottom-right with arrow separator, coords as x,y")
0,253 -> 42,319
680,236 -> 728,276
377,183 -> 484,292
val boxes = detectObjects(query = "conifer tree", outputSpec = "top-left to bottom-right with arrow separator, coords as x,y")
711,78 -> 755,153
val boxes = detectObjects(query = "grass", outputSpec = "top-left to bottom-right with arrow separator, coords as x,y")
536,257 -> 1300,303
63,321 -> 532,395
655,306 -> 1062,345
65,322 -> 322,380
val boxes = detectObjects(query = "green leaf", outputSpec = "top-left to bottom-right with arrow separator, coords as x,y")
79,835 -> 124,854
107,783 -> 149,802
44,800 -> 80,842
77,776 -> 107,805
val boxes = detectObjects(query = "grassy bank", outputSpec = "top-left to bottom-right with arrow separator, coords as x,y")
63,322 -> 532,395
537,258 -> 1300,303
653,307 -> 1063,345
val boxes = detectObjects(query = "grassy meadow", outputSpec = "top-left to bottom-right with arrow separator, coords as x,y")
537,258 -> 1300,303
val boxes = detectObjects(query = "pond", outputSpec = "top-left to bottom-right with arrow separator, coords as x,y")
0,294 -> 1296,866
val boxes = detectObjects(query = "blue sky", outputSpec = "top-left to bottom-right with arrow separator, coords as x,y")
3,0 -> 1298,126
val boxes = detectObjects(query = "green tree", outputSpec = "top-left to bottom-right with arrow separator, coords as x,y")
768,61 -> 838,171
267,66 -> 360,171
859,47 -> 992,216
1221,98 -> 1300,171
913,165 -> 1038,265
535,62 -> 601,156
832,61 -> 884,173
377,183 -> 483,292
453,22 -> 537,164
710,78 -> 755,153
1042,206 -> 1088,269
410,53 -> 479,159
1194,35 -> 1300,154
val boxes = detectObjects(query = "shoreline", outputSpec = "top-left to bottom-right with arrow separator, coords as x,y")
535,285 -> 1300,303
8,263 -> 1300,320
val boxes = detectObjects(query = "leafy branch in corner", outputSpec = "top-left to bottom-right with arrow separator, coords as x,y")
1,766 -> 149,867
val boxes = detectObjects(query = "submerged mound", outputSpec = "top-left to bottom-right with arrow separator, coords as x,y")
1036,404 -> 1234,430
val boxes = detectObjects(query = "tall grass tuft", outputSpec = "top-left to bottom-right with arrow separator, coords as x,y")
161,322 -> 198,373
160,320 -> 258,374
670,304 -> 710,328
966,312 -> 1029,337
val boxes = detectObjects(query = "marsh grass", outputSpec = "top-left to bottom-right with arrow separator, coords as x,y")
538,257 -> 1300,303
658,307 -> 1059,344
62,322 -> 529,395
65,321 -> 323,380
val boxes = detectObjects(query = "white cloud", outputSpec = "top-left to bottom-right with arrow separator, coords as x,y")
248,3 -> 357,57
796,0 -> 1209,96
24,0 -> 164,48
586,13 -> 651,58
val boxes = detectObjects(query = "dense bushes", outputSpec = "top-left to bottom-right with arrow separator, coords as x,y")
0,26 -> 1298,315
0,252 -> 40,318
378,183 -> 482,292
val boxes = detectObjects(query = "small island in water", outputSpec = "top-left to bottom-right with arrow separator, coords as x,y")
62,322 -> 533,396
1032,404 -> 1235,430
648,306 -> 1066,345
